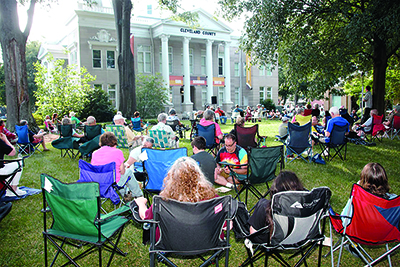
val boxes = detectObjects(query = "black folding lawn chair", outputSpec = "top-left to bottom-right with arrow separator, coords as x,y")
241,187 -> 331,267
131,195 -> 238,267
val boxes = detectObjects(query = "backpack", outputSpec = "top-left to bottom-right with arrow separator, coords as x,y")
232,201 -> 251,240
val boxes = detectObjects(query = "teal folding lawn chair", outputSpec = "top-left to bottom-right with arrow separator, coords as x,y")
79,124 -> 103,158
51,124 -> 80,158
41,174 -> 130,267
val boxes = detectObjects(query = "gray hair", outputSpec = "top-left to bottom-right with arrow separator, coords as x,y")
203,109 -> 214,121
62,117 -> 71,125
158,113 -> 168,122
87,116 -> 96,124
329,106 -> 340,116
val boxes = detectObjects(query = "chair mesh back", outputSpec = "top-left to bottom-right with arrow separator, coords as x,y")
270,187 -> 331,248
287,122 -> 311,154
15,125 -> 30,144
84,125 -> 102,140
329,124 -> 347,146
393,115 -> 400,130
372,114 -> 383,125
153,195 -> 235,254
235,124 -> 258,149
149,129 -> 174,148
248,146 -> 282,184
106,125 -> 128,148
332,184 -> 400,245
77,160 -> 119,205
197,124 -> 216,148
166,120 -> 179,131
60,125 -> 73,137
41,174 -> 100,237
131,117 -> 143,131
143,148 -> 187,191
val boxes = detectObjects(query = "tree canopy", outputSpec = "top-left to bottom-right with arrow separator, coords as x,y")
218,0 -> 400,114
34,55 -> 96,118
135,73 -> 168,119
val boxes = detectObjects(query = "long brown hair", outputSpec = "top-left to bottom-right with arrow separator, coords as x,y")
359,162 -> 389,198
160,157 -> 216,202
266,171 -> 305,234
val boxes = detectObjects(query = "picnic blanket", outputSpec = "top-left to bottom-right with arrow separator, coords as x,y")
0,186 -> 41,202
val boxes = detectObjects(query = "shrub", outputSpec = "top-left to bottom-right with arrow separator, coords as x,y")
261,99 -> 276,111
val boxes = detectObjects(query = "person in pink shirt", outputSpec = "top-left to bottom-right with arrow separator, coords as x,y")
199,109 -> 223,143
91,132 -> 143,199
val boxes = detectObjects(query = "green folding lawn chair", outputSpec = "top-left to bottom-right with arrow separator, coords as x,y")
41,174 -> 131,267
105,125 -> 129,148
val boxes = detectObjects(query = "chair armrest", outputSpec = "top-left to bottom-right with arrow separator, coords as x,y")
3,158 -> 24,167
129,200 -> 157,224
218,161 -> 248,168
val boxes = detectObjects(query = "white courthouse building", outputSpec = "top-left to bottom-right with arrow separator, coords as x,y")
38,1 -> 279,115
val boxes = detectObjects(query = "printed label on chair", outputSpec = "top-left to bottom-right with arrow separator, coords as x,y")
214,203 -> 223,214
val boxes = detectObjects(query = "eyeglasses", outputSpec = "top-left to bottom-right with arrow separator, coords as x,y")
225,142 -> 236,148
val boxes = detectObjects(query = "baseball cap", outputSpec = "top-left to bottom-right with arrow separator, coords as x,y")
282,116 -> 289,122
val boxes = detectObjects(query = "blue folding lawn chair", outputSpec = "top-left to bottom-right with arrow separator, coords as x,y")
284,122 -> 312,163
77,160 -> 126,212
141,147 -> 187,202
197,124 -> 219,156
15,124 -> 41,156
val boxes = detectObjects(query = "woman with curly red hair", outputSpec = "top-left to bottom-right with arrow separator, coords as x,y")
135,157 -> 216,220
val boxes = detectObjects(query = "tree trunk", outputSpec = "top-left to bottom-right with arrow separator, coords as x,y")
372,37 -> 388,117
112,0 -> 136,118
0,0 -> 37,131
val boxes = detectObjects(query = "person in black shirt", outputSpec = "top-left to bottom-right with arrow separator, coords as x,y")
0,133 -> 25,197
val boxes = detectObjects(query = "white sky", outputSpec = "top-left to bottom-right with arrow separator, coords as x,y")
19,0 -> 245,44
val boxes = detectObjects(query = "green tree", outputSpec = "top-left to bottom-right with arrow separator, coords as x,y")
218,0 -> 400,115
34,55 -> 96,117
80,86 -> 115,123
136,73 -> 168,119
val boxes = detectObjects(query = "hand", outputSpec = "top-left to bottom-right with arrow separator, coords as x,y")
224,166 -> 231,174
0,133 -> 7,142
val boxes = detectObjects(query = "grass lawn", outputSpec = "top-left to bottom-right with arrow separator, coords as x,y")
1,119 -> 399,266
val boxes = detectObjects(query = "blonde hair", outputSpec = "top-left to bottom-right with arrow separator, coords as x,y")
160,157 -> 216,202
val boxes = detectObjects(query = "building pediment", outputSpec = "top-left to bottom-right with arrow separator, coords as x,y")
150,8 -> 232,40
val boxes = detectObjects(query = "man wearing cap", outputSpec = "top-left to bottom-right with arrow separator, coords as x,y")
113,114 -> 139,145
278,116 -> 289,137
384,105 -> 400,128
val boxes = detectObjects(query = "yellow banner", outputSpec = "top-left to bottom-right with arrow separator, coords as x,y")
246,54 -> 252,89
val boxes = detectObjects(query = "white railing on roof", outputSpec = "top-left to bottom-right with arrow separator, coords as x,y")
77,3 -> 114,14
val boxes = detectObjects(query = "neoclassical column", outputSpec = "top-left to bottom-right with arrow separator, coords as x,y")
161,34 -> 170,90
206,39 -> 214,105
223,41 -> 233,111
182,37 -> 193,112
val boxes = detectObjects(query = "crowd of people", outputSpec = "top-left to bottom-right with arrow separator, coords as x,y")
1,100 -> 399,261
